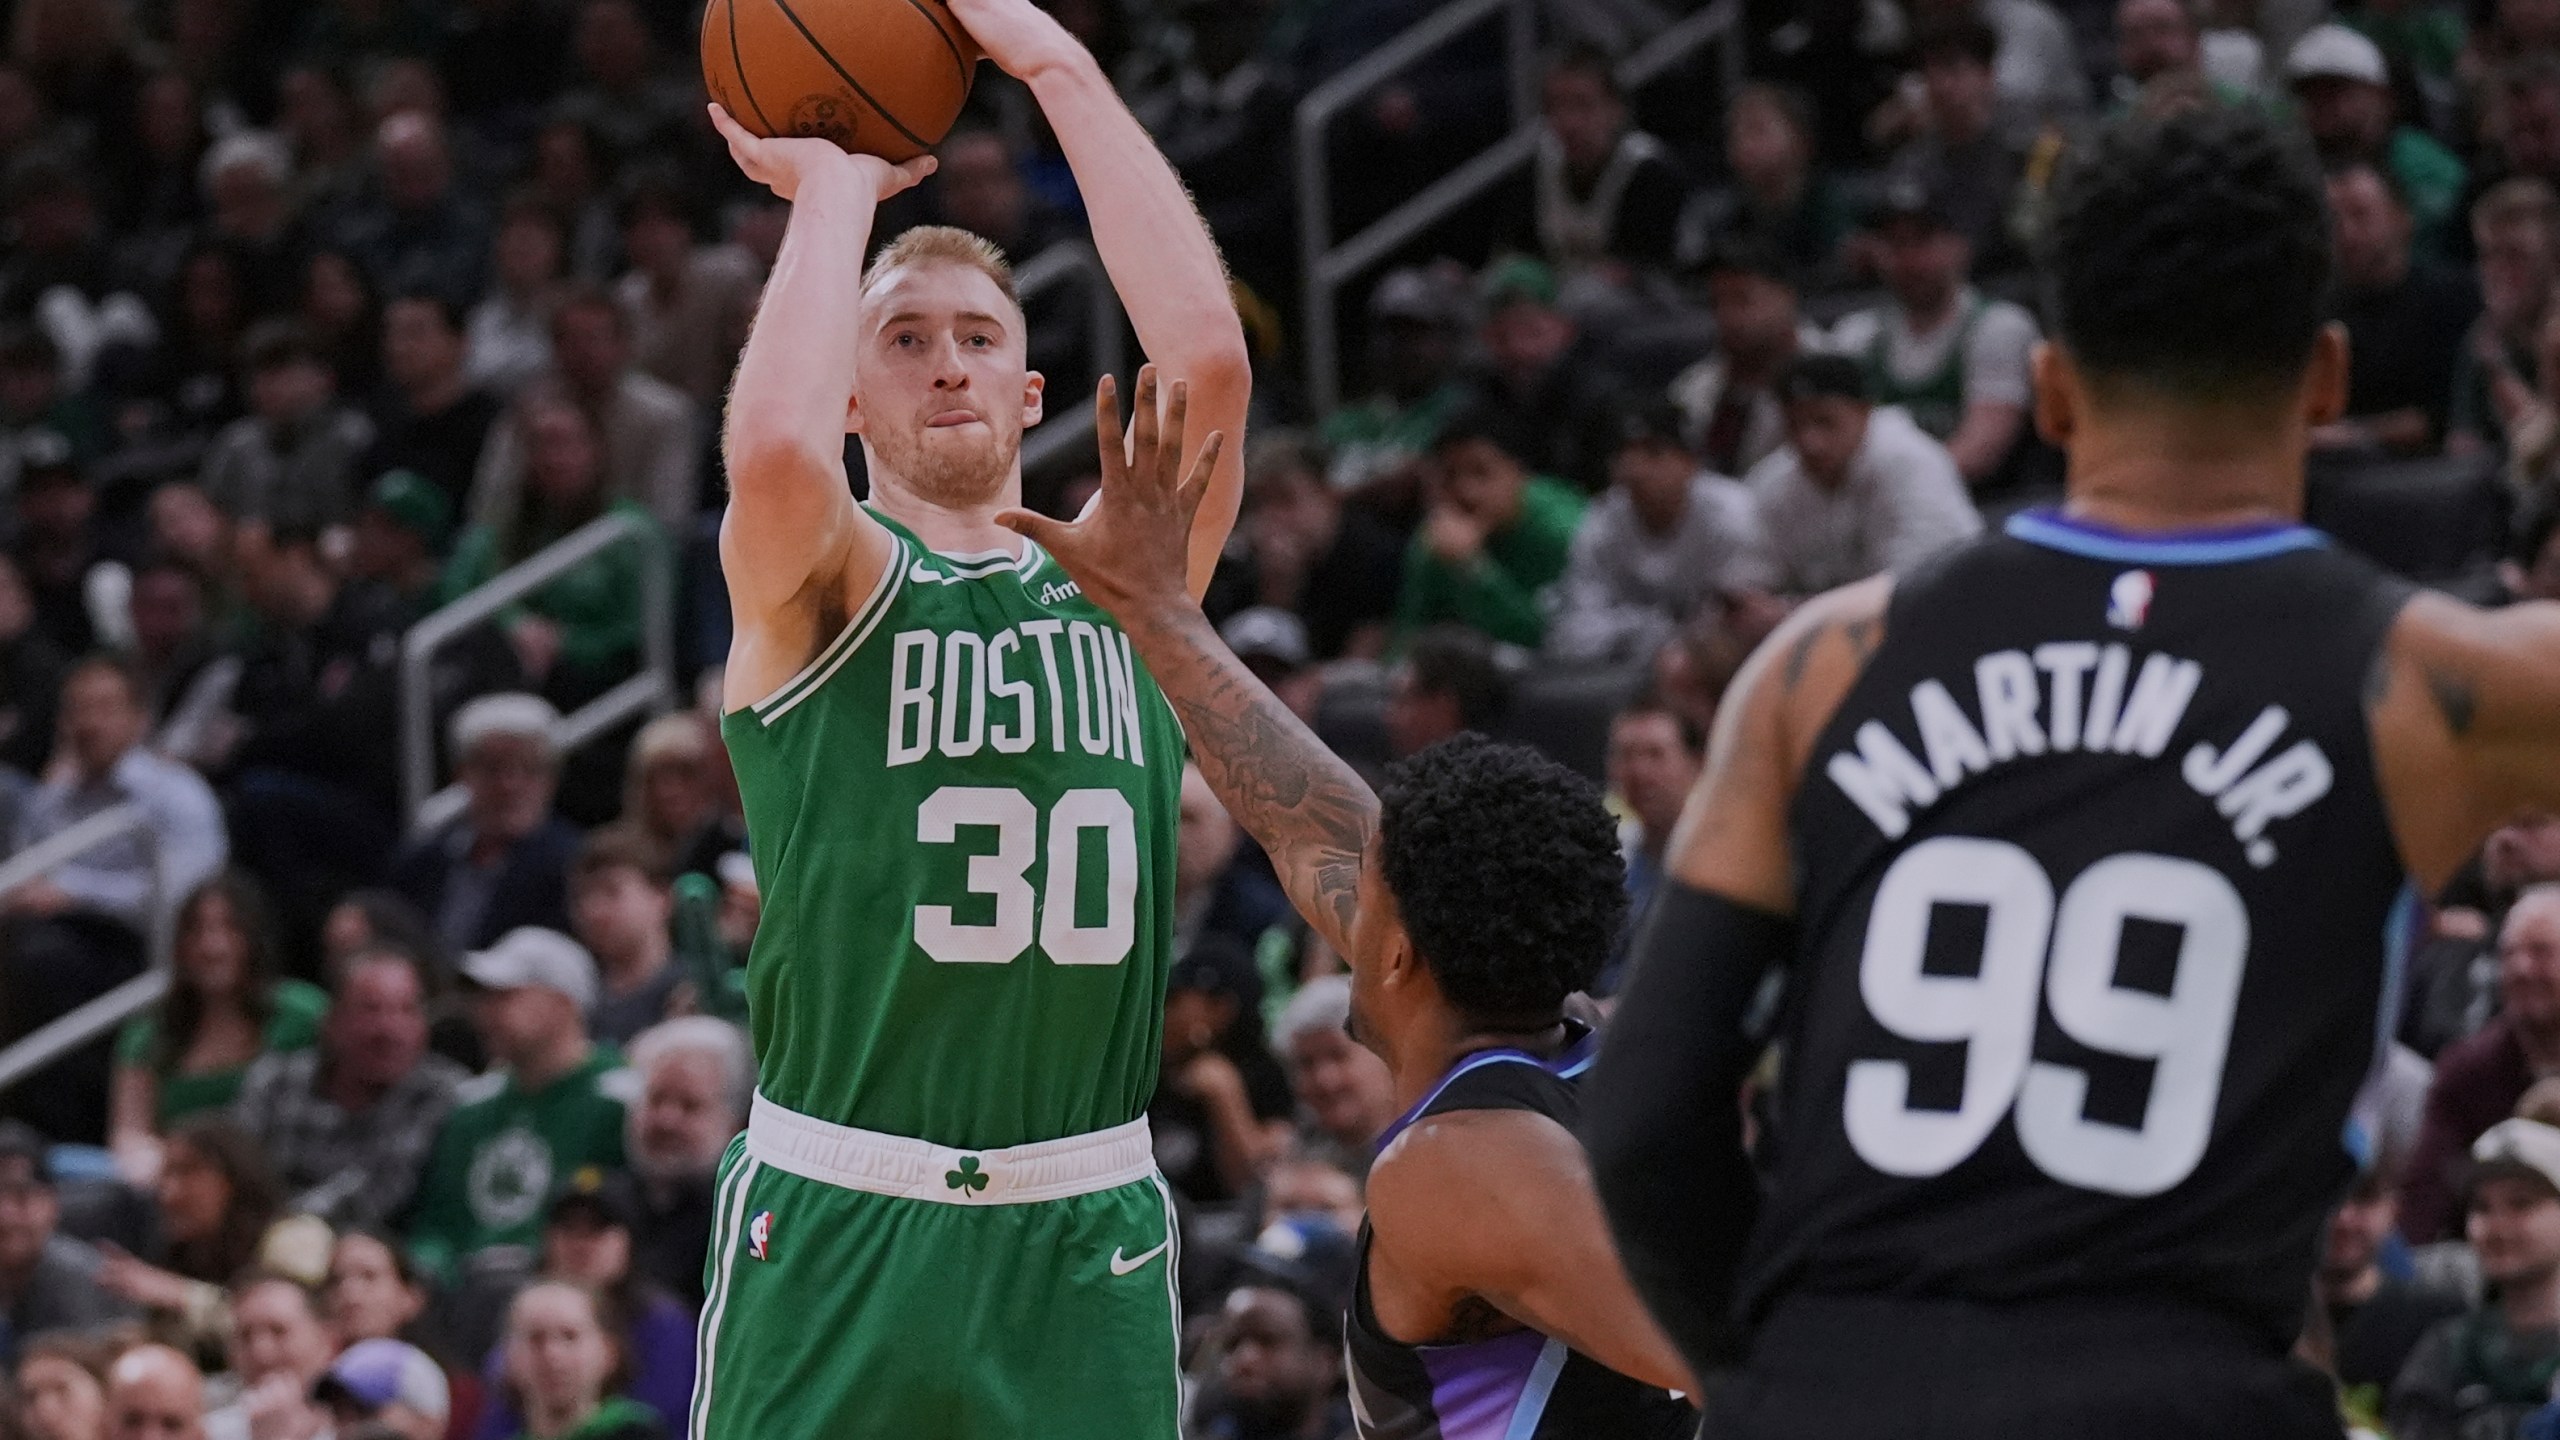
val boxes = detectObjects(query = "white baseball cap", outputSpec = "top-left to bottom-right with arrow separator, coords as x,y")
461,926 -> 598,1012
449,691 -> 561,758
2473,1117 -> 2560,1197
2286,24 -> 2388,88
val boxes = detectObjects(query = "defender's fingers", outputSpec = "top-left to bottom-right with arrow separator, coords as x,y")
1173,431 -> 1225,522
1154,381 -> 1191,488
1091,375 -> 1126,484
1131,364 -> 1161,466
994,507 -> 1067,550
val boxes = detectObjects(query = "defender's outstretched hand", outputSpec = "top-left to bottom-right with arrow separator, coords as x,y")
707,104 -> 935,203
998,366 -> 1225,622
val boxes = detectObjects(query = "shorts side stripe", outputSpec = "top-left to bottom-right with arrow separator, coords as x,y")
688,1156 -> 757,1440
1149,1172 -> 1184,1434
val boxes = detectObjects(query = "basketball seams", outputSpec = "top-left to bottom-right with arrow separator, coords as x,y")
724,0 -> 780,136
766,0 -> 934,153
896,0 -> 974,90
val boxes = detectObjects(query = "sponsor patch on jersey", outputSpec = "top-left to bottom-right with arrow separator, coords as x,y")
2107,569 -> 2155,631
747,1210 -> 773,1261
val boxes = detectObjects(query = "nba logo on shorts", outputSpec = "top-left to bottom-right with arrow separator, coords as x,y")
2107,570 -> 2155,631
748,1210 -> 773,1261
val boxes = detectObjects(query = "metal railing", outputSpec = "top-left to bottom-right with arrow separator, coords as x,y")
1013,239 -> 1129,476
0,805 -> 170,1096
1295,0 -> 1743,414
399,509 -> 676,829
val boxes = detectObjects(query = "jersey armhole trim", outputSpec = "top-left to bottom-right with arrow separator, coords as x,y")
748,537 -> 908,723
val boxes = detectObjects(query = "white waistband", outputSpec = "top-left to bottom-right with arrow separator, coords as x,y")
744,1093 -> 1157,1205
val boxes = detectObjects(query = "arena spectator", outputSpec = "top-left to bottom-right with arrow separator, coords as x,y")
2402,886 -> 2560,1243
1668,239 -> 1813,481
107,873 -> 324,1181
193,132 -> 308,318
1689,84 -> 1853,289
1515,46 -> 1686,274
2,656 -> 226,1145
11,1330 -> 120,1440
1185,1283 -> 1348,1440
1322,266 -> 1470,495
388,693 -> 579,954
549,0 -> 692,182
1129,0 -> 1294,308
491,1282 -> 660,1440
519,119 -> 620,287
296,248 -> 382,402
621,1017 -> 748,1307
613,714 -> 739,883
197,321 -> 375,539
609,171 -> 758,410
200,1272 -> 333,1440
314,1339 -> 448,1440
103,1345 -> 203,1440
1830,175 -> 2039,487
2450,178 -> 2559,457
1900,17 -> 2032,277
1272,976 -> 1396,1177
406,927 -> 633,1283
2113,0 -> 2224,113
1746,353 -> 1983,605
1381,625 -> 1509,760
0,1121 -> 134,1364
1546,401 -> 1775,665
2288,24 -> 2467,253
11,441 -> 109,658
1604,696 -> 1703,926
469,1171 -> 691,1440
2318,161 -> 2480,455
2321,1169 -> 2465,1408
1910,0 -> 2089,138
330,111 -> 488,306
364,292 -> 501,511
323,1229 -> 427,1350
121,558 -> 221,771
441,396 -> 660,708
1174,764 -> 1290,967
91,1118 -> 314,1360
470,291 -> 696,537
0,551 -> 66,776
1461,257 -> 1624,492
1153,935 -> 1295,1205
465,198 -> 566,398
568,829 -> 680,1048
1220,431 -> 1404,662
1393,410 -> 1582,648
232,944 -> 466,1228
2392,1119 -> 2560,1438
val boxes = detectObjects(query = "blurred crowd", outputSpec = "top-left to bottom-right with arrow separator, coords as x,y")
0,0 -> 2546,1436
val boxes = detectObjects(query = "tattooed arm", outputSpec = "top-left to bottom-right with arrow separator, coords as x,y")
2370,593 -> 2560,893
1000,371 -> 1376,957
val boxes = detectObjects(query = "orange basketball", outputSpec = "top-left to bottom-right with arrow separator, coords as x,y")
703,0 -> 978,164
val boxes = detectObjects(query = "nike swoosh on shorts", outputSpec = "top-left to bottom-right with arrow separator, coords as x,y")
1110,1240 -> 1171,1276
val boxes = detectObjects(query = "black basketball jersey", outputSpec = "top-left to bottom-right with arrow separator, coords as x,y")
1346,1024 -> 1696,1440
1743,509 -> 2419,1350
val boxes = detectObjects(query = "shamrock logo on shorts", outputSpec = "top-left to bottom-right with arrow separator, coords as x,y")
946,1156 -> 989,1195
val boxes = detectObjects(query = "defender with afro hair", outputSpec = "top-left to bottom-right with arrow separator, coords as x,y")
1375,733 -> 1625,1022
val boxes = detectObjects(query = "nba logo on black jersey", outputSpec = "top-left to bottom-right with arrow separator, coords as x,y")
2107,570 -> 2155,630
748,1210 -> 773,1260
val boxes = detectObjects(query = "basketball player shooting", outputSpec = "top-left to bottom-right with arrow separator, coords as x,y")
1583,105 -> 2560,1438
691,0 -> 1247,1432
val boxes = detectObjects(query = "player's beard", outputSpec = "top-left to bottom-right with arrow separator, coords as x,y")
868,411 -> 1022,509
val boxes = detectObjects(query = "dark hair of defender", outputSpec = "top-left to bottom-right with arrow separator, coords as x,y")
1375,734 -> 1626,1024
2037,105 -> 2334,400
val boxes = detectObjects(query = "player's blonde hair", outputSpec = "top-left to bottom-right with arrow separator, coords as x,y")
862,225 -> 1021,312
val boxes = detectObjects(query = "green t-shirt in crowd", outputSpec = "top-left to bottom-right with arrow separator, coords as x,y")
404,1047 -> 638,1282
439,498 -> 662,677
2388,125 -> 2468,258
1393,475 -> 1585,648
511,1396 -> 664,1440
115,980 -> 329,1124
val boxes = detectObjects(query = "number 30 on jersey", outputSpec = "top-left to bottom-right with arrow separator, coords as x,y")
909,785 -> 1138,967
1846,837 -> 2249,1198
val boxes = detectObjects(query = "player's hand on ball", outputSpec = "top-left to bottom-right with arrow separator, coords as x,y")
944,0 -> 1088,81
996,364 -> 1224,622
707,104 -> 936,202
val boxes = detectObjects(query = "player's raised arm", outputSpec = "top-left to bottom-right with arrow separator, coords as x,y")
950,0 -> 1251,600
1000,372 -> 1371,959
711,107 -> 931,645
1581,582 -> 1886,1372
2372,593 -> 2560,889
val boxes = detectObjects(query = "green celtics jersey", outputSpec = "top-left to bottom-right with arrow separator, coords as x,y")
720,511 -> 1185,1151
